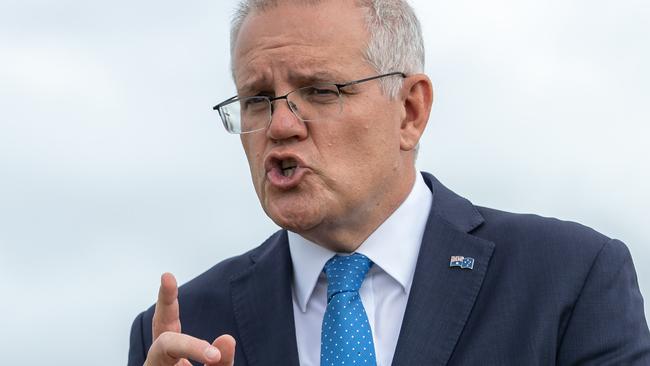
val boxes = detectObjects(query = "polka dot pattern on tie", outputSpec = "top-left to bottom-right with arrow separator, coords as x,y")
320,253 -> 377,366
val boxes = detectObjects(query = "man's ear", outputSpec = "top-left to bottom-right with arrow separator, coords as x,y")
399,74 -> 433,152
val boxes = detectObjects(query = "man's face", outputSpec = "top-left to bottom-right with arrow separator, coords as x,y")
233,0 -> 416,248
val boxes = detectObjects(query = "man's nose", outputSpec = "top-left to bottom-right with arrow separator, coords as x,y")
266,98 -> 308,142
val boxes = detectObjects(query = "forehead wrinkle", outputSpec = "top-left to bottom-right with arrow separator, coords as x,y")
236,54 -> 351,95
234,41 -> 314,91
236,31 -> 319,67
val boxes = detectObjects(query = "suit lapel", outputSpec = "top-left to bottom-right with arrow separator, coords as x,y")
391,173 -> 495,366
230,231 -> 300,366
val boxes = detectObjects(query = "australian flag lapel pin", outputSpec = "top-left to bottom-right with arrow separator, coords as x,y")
450,256 -> 475,270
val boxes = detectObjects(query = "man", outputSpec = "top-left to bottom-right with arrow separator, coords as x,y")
128,0 -> 650,365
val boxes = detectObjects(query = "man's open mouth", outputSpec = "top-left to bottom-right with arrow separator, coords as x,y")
281,159 -> 298,177
264,154 -> 307,189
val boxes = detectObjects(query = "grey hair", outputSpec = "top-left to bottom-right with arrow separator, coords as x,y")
229,0 -> 425,99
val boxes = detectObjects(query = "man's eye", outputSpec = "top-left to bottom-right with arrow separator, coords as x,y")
312,88 -> 337,95
242,97 -> 268,110
302,87 -> 339,102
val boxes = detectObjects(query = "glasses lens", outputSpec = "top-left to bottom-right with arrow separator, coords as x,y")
289,84 -> 342,122
219,97 -> 271,134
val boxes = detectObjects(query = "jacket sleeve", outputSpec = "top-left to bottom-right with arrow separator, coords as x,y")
558,239 -> 650,365
128,312 -> 147,366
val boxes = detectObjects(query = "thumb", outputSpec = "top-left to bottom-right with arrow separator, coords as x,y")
207,334 -> 236,366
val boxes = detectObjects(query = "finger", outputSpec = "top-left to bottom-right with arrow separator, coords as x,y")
153,272 -> 181,339
146,331 -> 221,366
175,359 -> 193,366
206,334 -> 236,366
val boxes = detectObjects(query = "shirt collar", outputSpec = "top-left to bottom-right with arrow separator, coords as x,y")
288,173 -> 433,312
288,230 -> 336,312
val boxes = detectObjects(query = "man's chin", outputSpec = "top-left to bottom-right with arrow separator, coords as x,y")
259,177 -> 331,234
269,211 -> 319,234
264,201 -> 322,235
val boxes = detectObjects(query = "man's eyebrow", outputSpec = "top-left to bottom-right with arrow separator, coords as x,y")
237,77 -> 267,96
291,70 -> 343,84
236,70 -> 346,96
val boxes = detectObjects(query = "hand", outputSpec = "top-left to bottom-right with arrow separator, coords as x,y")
143,273 -> 236,366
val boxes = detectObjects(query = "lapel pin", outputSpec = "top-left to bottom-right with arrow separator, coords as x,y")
450,256 -> 475,270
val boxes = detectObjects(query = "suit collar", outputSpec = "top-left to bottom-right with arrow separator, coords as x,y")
391,172 -> 495,366
230,231 -> 300,366
420,172 -> 485,233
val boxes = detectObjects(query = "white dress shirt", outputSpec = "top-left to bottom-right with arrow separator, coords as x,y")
288,173 -> 433,366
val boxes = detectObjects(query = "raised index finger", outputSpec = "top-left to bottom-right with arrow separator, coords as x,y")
152,272 -> 181,339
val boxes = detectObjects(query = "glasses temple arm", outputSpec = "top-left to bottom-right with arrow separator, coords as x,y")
335,72 -> 406,89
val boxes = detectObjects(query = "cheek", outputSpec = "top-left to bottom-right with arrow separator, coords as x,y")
241,135 -> 264,160
334,113 -> 401,164
241,136 -> 266,187
316,127 -> 397,202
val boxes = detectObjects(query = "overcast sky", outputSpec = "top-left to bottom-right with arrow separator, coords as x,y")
1,0 -> 649,364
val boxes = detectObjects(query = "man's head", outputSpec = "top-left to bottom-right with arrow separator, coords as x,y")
228,0 -> 433,251
230,0 -> 426,98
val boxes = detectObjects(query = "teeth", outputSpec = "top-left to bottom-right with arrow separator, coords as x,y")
281,159 -> 297,169
282,167 -> 296,177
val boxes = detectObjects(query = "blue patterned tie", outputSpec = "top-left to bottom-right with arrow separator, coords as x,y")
320,253 -> 377,366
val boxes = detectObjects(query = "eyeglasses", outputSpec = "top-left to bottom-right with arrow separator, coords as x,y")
213,72 -> 406,134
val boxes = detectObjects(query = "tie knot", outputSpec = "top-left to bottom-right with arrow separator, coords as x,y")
323,253 -> 372,297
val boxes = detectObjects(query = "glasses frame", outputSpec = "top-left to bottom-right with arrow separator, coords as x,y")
213,71 -> 407,134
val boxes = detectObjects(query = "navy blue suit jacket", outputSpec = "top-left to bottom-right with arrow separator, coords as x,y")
129,172 -> 650,365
